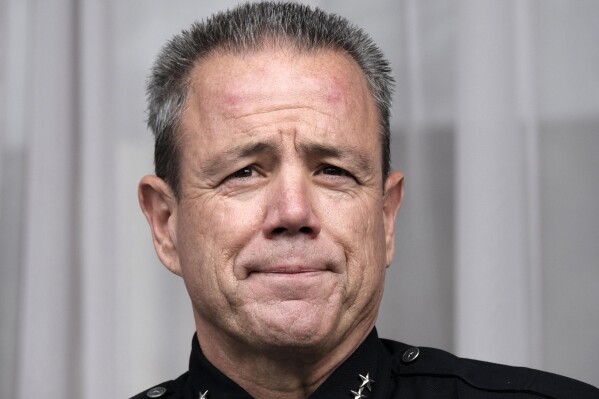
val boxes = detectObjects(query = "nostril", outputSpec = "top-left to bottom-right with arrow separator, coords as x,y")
269,226 -> 314,236
272,227 -> 286,235
299,226 -> 313,234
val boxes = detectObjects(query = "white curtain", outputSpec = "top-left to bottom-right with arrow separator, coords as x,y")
1,0 -> 598,397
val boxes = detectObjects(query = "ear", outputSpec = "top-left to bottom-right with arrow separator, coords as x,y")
138,175 -> 182,276
382,171 -> 404,266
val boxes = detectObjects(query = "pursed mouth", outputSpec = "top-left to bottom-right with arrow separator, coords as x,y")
235,244 -> 345,279
248,266 -> 328,275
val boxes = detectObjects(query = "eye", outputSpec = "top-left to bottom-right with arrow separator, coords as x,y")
218,164 -> 266,193
320,165 -> 353,178
229,166 -> 254,179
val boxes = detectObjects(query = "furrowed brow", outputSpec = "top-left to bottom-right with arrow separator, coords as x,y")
202,140 -> 279,177
298,141 -> 374,175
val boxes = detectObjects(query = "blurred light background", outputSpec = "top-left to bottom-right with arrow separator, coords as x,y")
1,0 -> 598,397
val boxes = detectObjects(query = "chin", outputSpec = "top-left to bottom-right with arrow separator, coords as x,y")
245,300 -> 341,352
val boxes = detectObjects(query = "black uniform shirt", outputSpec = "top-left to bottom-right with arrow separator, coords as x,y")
131,328 -> 599,398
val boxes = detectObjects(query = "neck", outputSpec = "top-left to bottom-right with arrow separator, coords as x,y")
194,318 -> 374,399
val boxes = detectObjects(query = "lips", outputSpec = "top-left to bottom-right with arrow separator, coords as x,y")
246,262 -> 328,276
235,240 -> 343,279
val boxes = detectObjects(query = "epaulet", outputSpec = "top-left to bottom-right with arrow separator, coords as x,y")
381,339 -> 599,398
129,372 -> 188,399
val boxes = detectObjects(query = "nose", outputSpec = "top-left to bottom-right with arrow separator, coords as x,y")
262,171 -> 321,239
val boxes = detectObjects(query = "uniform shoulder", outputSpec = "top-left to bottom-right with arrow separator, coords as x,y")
129,372 -> 188,399
380,338 -> 599,399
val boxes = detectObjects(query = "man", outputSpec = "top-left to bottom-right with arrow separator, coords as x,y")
134,2 -> 598,398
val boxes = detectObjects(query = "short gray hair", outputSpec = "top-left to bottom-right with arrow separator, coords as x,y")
147,1 -> 394,198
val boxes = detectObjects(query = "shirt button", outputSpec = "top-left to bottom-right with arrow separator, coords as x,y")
147,386 -> 167,398
402,346 -> 420,363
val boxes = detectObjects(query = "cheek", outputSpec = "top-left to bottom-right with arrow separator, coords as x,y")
321,194 -> 387,282
176,197 -> 265,300
178,197 -> 260,256
346,209 -> 387,315
175,202 -> 223,304
321,192 -> 386,248
217,199 -> 266,261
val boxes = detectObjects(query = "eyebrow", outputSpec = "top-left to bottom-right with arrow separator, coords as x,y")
202,140 -> 280,177
201,138 -> 375,177
297,141 -> 375,176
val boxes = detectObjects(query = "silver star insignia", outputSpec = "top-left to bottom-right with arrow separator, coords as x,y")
198,390 -> 208,399
359,373 -> 375,391
350,387 -> 367,399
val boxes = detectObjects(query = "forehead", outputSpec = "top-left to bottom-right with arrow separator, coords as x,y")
180,46 -> 380,161
190,46 -> 373,108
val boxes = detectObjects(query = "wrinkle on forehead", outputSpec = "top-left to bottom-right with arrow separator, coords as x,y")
222,105 -> 335,122
179,47 -> 381,182
187,48 -> 372,119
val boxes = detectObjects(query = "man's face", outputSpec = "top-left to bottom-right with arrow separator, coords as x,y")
142,48 -> 403,354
